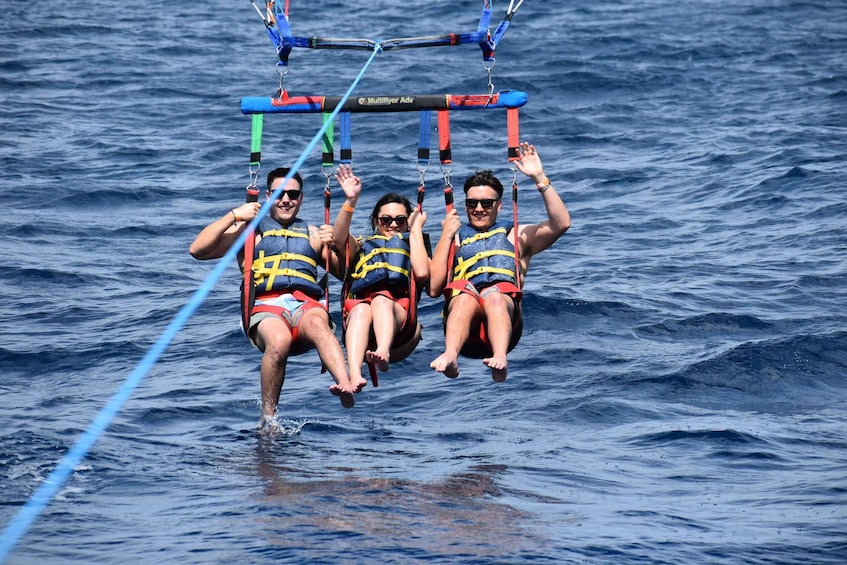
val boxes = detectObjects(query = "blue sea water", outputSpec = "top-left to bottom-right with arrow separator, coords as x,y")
2,0 -> 847,562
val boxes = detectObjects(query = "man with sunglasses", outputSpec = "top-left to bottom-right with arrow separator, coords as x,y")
429,142 -> 571,382
190,167 -> 360,432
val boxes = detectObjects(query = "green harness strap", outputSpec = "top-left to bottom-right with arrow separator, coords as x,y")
241,113 -> 264,333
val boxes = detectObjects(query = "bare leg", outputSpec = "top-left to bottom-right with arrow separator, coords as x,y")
430,294 -> 480,378
480,293 -> 515,382
254,318 -> 293,430
297,308 -> 356,408
343,303 -> 372,391
366,295 -> 397,372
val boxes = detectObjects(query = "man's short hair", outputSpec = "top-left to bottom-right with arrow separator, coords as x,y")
266,167 -> 304,191
463,170 -> 503,199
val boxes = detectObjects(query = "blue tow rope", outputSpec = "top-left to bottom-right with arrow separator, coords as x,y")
0,42 -> 383,565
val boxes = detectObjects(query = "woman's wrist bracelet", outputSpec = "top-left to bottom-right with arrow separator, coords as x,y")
231,209 -> 240,223
537,182 -> 552,194
342,203 -> 355,213
535,176 -> 550,189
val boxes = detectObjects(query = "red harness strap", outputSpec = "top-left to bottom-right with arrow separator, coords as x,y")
507,106 -> 522,287
241,229 -> 256,334
250,290 -> 327,355
443,280 -> 523,358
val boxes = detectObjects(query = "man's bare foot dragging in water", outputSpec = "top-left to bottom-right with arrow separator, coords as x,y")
365,349 -> 390,372
256,413 -> 282,435
430,352 -> 460,378
483,354 -> 508,382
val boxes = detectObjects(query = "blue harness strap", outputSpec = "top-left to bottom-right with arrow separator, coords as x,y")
340,112 -> 352,164
418,110 -> 432,168
417,110 -> 432,210
477,0 -> 495,62
478,0 -> 525,65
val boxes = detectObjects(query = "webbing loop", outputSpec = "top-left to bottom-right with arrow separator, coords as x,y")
510,167 -> 521,289
248,113 -> 264,195
440,106 -> 456,283
507,107 -> 520,162
417,111 -> 432,211
437,109 -> 452,167
507,102 -> 522,287
242,113 -> 264,332
321,113 -> 334,313
339,112 -> 352,164
321,112 -> 335,171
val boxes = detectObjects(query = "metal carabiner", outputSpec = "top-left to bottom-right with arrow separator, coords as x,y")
482,60 -> 496,106
248,163 -> 261,189
441,167 -> 453,189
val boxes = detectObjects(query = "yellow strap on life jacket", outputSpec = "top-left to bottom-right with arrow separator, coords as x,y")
253,250 -> 319,290
453,249 -> 516,280
261,227 -> 311,240
350,260 -> 411,280
459,226 -> 508,247
352,247 -> 411,276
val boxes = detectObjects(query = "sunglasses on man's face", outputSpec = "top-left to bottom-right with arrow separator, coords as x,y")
270,189 -> 302,200
377,215 -> 409,229
465,198 -> 499,210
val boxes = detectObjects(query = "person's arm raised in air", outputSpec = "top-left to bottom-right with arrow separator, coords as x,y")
512,141 -> 571,261
332,164 -> 363,263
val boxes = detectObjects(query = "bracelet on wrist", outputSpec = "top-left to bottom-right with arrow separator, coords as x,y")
537,182 -> 552,194
342,203 -> 355,213
231,209 -> 240,223
535,177 -> 550,189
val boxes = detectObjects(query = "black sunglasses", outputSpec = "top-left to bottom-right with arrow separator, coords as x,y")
269,189 -> 302,200
377,215 -> 409,229
465,198 -> 499,210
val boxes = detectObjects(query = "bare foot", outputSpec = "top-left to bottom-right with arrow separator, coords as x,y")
329,384 -> 356,408
430,352 -> 460,378
483,355 -> 508,382
365,349 -> 390,372
350,374 -> 368,393
256,414 -> 281,435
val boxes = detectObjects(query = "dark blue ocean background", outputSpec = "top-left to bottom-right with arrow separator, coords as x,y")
2,0 -> 846,562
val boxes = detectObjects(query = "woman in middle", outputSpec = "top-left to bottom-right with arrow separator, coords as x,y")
333,164 -> 431,389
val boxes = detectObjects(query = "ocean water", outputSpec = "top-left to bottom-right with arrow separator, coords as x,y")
2,0 -> 847,563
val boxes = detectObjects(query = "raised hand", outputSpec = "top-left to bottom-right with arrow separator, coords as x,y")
334,164 -> 362,201
514,141 -> 545,182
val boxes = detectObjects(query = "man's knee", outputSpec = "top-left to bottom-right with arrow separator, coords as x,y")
482,291 -> 513,313
300,305 -> 330,328
298,307 -> 335,342
261,334 -> 292,362
446,293 -> 479,315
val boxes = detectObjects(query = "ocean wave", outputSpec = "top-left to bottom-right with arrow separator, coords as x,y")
0,339 -> 147,376
629,428 -> 764,447
637,312 -> 773,337
635,330 -> 847,412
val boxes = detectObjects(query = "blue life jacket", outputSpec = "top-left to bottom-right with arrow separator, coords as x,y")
349,233 -> 411,296
252,217 -> 323,298
453,220 -> 517,288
